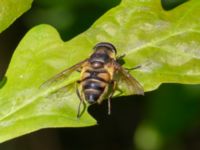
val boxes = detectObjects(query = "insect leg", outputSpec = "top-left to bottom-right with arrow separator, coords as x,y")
116,54 -> 126,60
76,81 -> 86,118
116,54 -> 141,71
107,80 -> 116,115
116,54 -> 126,65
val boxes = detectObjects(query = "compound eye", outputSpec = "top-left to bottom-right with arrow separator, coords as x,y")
93,42 -> 117,54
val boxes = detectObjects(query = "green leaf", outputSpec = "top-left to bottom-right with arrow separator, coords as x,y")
0,26 -> 96,143
0,0 -> 33,33
0,0 -> 200,143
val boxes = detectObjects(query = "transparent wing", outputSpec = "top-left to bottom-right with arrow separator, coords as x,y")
44,82 -> 79,111
40,59 -> 88,88
114,62 -> 144,96
45,83 -> 76,101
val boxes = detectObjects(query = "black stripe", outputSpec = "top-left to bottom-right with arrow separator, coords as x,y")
82,76 -> 108,83
83,81 -> 104,91
86,69 -> 108,74
90,53 -> 110,63
83,69 -> 109,83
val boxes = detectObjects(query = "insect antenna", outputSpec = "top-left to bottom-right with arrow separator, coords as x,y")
125,65 -> 142,71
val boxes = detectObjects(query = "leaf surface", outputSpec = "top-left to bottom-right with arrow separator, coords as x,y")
0,0 -> 200,143
0,0 -> 33,33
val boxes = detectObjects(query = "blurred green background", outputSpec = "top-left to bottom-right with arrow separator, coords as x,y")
0,0 -> 199,150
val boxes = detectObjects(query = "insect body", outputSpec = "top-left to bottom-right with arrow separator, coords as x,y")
41,42 -> 144,118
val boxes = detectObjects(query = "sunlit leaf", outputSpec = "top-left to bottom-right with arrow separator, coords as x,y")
0,0 -> 33,33
0,0 -> 200,143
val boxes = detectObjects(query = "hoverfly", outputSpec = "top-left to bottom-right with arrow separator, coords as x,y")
41,42 -> 144,118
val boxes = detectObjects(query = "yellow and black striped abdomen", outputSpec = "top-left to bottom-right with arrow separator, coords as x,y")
81,68 -> 110,104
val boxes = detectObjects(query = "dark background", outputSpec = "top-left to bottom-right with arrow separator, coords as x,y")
0,0 -> 199,150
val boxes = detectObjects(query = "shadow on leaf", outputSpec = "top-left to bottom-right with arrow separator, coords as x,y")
0,76 -> 7,89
